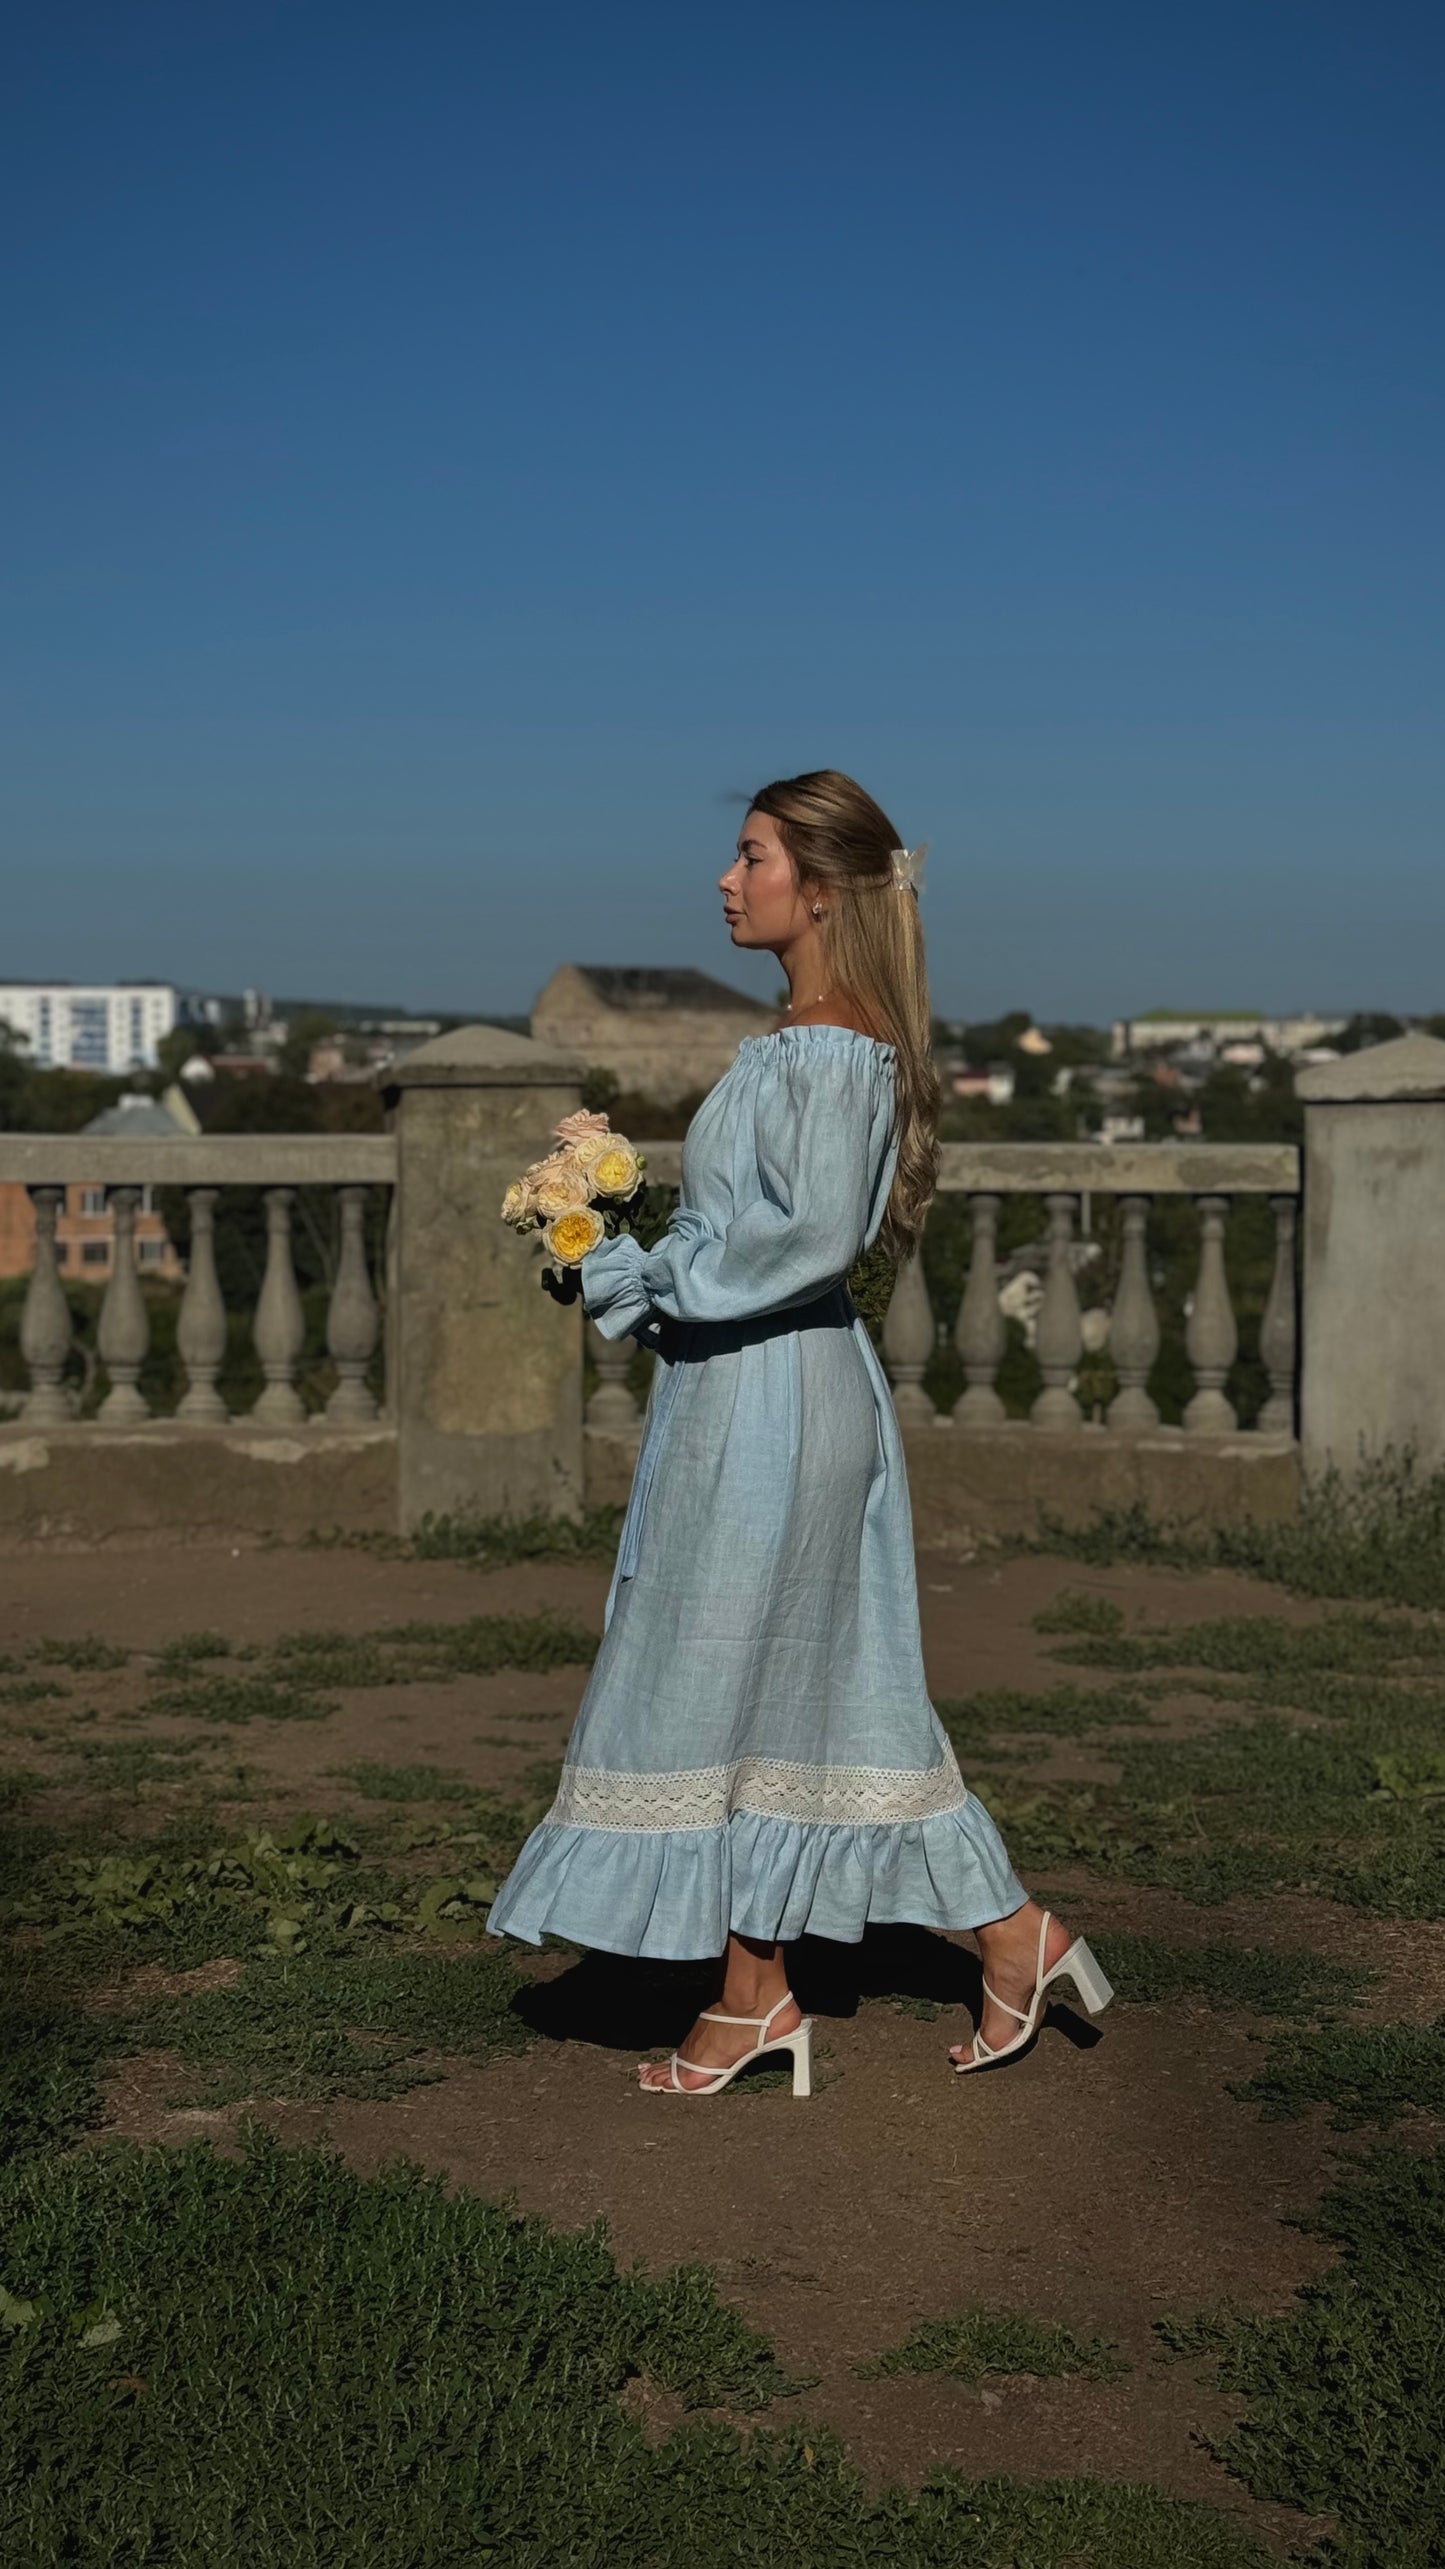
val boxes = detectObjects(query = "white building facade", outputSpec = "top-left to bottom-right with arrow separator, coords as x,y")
1111,1011 -> 1349,1061
0,982 -> 179,1073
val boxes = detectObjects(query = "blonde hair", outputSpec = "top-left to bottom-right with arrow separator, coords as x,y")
748,768 -> 940,1261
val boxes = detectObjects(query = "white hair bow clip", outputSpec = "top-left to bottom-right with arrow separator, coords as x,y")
890,842 -> 928,894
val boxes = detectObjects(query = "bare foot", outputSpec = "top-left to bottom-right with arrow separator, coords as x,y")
950,1904 -> 1075,2072
638,1994 -> 802,2092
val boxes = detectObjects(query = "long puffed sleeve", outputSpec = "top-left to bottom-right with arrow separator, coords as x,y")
580,1038 -> 898,1342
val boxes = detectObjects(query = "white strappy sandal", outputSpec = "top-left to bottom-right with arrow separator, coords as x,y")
952,1910 -> 1114,2074
639,1992 -> 814,2096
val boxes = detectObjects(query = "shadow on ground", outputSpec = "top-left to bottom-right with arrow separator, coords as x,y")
513,1922 -> 1105,2063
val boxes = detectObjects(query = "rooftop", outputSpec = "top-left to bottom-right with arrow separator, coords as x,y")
561,966 -> 773,1016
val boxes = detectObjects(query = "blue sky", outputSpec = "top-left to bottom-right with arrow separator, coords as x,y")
4,1 -> 1442,1023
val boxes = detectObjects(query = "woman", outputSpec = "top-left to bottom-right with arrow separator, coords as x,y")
487,770 -> 1112,2093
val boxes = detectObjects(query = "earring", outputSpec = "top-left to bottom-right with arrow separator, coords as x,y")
811,901 -> 823,919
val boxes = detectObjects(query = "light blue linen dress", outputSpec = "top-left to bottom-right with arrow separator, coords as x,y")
487,1023 -> 1027,1961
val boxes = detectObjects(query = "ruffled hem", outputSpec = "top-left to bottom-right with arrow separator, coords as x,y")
485,1801 -> 1029,1961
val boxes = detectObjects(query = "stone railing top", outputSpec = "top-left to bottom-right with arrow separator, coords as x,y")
632,1138 -> 1299,1194
381,1023 -> 586,1094
1296,1031 -> 1445,1104
0,1135 -> 397,1185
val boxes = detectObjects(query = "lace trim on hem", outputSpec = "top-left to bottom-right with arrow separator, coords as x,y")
545,1753 -> 970,1833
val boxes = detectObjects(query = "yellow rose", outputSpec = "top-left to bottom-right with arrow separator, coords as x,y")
545,1205 -> 606,1265
529,1154 -> 594,1218
500,1179 -> 530,1224
590,1142 -> 641,1197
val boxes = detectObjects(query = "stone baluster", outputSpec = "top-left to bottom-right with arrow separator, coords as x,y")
1183,1194 -> 1238,1432
952,1192 -> 1007,1425
326,1185 -> 380,1423
176,1188 -> 228,1422
585,1315 -> 641,1428
252,1186 -> 306,1425
97,1188 -> 151,1420
1258,1192 -> 1299,1434
1031,1193 -> 1084,1430
19,1186 -> 74,1424
882,1244 -> 938,1423
1106,1194 -> 1160,1429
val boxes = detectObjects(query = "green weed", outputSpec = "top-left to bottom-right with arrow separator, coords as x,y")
331,1759 -> 476,1801
1031,1590 -> 1127,1638
252,1612 -> 598,1694
1032,1453 -> 1445,1613
861,2307 -> 1128,2384
938,1683 -> 1155,1753
371,1610 -> 599,1674
29,1636 -> 129,1672
66,1738 -> 205,1793
152,1630 -> 235,1672
149,1673 -> 335,1725
409,1503 -> 625,1563
1052,1607 -> 1442,1679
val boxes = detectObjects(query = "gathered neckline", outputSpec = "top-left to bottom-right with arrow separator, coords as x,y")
741,1024 -> 896,1058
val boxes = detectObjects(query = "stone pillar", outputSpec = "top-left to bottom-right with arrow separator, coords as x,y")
384,1024 -> 588,1533
1298,1034 -> 1445,1476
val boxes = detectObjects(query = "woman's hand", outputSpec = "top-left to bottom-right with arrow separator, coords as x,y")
541,1263 -> 583,1306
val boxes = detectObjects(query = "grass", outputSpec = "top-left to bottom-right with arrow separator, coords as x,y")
1031,1590 -> 1127,1639
148,1672 -> 337,1725
305,1502 -> 627,1565
134,1944 -> 537,2106
973,1626 -> 1445,1915
65,1738 -> 205,1793
1091,1932 -> 1372,2019
938,1682 -> 1156,1753
860,2308 -> 1128,2384
331,1759 -> 477,1800
1169,2143 -> 1445,2568
29,1636 -> 130,1671
1030,1452 -> 1445,1612
0,2128 -> 1275,2569
1232,2014 -> 1445,2130
1049,1607 -> 1445,1679
0,1998 -> 119,2166
152,1630 -> 237,1671
166,1612 -> 602,1704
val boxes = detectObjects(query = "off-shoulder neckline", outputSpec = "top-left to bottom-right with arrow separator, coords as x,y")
740,1024 -> 896,1059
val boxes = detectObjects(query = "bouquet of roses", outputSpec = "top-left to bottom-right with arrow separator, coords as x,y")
500,1110 -> 648,1272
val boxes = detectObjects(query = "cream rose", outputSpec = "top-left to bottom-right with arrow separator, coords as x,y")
529,1153 -> 595,1218
567,1128 -> 618,1171
500,1178 -> 531,1224
590,1142 -> 641,1197
552,1109 -> 612,1147
544,1205 -> 607,1265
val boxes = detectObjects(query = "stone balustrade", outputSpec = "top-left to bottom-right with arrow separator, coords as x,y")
2,1027 -> 1442,1547
586,1138 -> 1302,1443
1,1135 -> 395,1430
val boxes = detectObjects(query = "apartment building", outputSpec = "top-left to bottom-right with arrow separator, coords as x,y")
0,980 -> 179,1073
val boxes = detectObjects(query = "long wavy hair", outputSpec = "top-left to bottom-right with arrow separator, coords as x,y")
748,768 -> 940,1262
